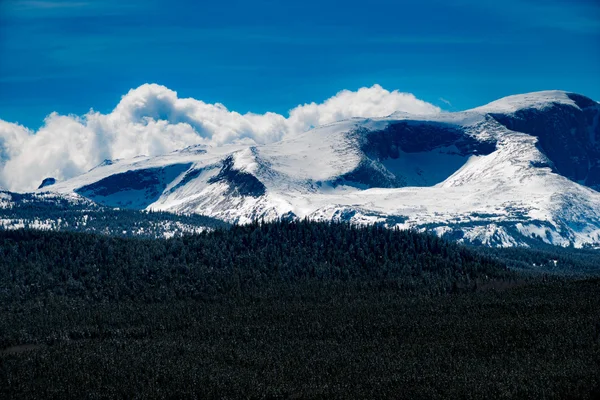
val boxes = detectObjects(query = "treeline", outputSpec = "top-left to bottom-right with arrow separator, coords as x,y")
477,244 -> 600,275
0,221 -> 512,303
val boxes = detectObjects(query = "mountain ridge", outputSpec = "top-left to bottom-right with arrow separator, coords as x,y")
13,90 -> 600,248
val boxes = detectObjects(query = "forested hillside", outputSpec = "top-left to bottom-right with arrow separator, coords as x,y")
1,221 -> 599,399
0,221 -> 511,303
478,245 -> 600,275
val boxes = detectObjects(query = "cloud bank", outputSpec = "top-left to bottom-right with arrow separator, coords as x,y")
0,84 -> 440,191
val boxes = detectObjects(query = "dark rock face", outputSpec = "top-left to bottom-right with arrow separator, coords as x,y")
567,93 -> 598,109
337,123 -> 497,189
336,159 -> 405,189
362,122 -> 496,158
364,123 -> 463,156
208,156 -> 266,198
489,96 -> 600,190
38,178 -> 57,189
75,163 -> 192,209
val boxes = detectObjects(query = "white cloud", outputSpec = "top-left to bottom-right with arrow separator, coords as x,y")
288,84 -> 440,133
0,83 -> 440,191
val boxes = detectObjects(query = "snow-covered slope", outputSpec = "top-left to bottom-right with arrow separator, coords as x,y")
37,90 -> 600,247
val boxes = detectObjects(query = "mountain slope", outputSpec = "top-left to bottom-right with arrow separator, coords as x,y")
0,191 -> 228,238
36,91 -> 600,247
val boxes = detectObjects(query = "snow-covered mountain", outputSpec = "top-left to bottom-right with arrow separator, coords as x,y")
30,90 -> 600,247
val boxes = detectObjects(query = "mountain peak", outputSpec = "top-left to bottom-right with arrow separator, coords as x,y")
470,90 -> 585,114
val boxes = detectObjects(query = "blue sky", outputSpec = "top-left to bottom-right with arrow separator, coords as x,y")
1,0 -> 599,129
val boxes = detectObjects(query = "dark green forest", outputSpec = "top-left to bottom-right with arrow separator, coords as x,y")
478,244 -> 600,275
0,221 -> 515,303
1,222 -> 599,399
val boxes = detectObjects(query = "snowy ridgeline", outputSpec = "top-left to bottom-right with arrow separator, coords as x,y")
0,192 -> 228,239
10,90 -> 600,248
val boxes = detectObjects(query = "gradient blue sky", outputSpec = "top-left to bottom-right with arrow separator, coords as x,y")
1,0 -> 599,129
